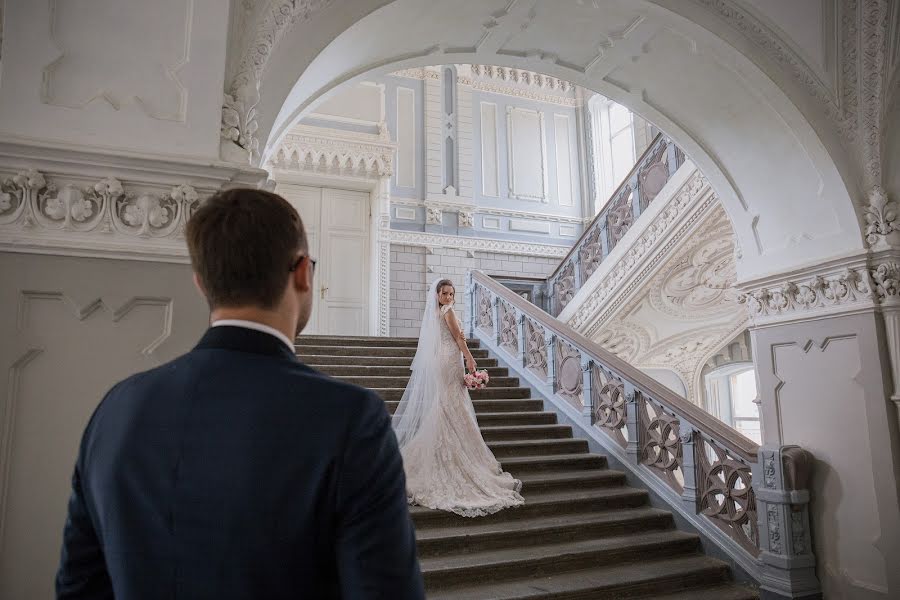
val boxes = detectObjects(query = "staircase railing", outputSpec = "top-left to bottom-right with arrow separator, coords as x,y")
467,270 -> 820,596
546,133 -> 684,316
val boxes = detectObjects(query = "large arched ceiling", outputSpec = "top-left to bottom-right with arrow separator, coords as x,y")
248,0 -> 876,281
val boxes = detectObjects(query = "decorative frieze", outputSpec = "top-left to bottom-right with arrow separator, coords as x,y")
384,229 -> 569,258
268,125 -> 394,179
738,268 -> 873,319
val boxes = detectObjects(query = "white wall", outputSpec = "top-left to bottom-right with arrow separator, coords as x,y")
0,0 -> 228,160
0,252 -> 208,599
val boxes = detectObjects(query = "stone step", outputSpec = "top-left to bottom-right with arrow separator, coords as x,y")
295,345 -> 491,358
296,335 -> 478,349
500,453 -> 608,474
640,584 -> 760,600
410,487 -> 646,528
426,554 -> 741,600
480,424 -> 573,441
475,411 -> 558,426
302,355 -> 500,368
488,439 -> 590,458
377,387 -> 531,401
315,365 -> 509,378
422,530 -> 701,588
334,375 -> 521,388
416,507 -> 674,558
517,469 -> 627,493
385,398 -> 543,414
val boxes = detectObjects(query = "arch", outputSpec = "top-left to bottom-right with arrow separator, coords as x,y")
254,0 -> 865,282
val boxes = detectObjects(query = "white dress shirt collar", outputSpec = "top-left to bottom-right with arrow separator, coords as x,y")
211,319 -> 295,352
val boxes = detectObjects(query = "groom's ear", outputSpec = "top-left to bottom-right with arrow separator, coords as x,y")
291,256 -> 313,293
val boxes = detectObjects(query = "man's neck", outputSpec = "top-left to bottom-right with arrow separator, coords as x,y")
210,307 -> 294,344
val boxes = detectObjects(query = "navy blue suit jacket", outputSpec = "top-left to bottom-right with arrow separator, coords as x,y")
56,326 -> 424,599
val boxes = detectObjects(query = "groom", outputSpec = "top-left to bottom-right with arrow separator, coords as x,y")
56,189 -> 425,599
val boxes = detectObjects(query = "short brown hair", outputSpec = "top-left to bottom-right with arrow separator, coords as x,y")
186,188 -> 308,309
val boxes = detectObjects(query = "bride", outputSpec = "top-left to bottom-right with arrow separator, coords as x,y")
392,278 -> 524,517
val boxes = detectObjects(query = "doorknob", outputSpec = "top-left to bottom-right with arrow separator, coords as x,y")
320,285 -> 329,299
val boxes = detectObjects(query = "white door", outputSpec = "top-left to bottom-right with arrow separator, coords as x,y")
278,184 -> 370,336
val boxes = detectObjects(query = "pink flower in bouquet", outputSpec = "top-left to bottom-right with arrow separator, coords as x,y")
465,369 -> 490,390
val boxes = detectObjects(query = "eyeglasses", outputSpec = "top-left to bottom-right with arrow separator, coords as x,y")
289,255 -> 317,274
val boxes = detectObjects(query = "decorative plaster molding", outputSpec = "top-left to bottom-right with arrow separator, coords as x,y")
458,210 -> 474,228
565,170 -> 715,333
425,207 -> 442,225
267,124 -> 395,178
506,106 -> 549,202
383,229 -> 569,258
221,0 -> 335,162
391,198 -> 586,225
390,65 -> 581,107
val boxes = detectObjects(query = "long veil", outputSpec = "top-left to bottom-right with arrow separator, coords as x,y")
391,278 -> 444,449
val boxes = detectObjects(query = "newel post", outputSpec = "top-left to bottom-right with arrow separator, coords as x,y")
754,445 -> 821,599
580,353 -> 594,425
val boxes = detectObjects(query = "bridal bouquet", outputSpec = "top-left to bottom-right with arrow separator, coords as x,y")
464,369 -> 490,390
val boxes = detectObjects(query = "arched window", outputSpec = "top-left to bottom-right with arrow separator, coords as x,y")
704,363 -> 761,443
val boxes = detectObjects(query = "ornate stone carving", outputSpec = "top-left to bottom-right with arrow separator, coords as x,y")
426,207 -> 442,225
458,210 -> 474,228
590,364 -> 628,444
268,125 -> 394,179
475,285 -> 493,334
606,186 -> 634,250
384,229 -> 569,258
553,260 -> 577,314
497,299 -> 518,354
871,260 -> 900,301
524,318 -> 548,379
554,338 -> 584,408
696,436 -> 759,556
639,396 -> 684,493
738,268 -> 873,318
222,0 -> 335,162
0,170 -> 201,240
864,187 -> 899,248
578,225 -> 603,283
767,505 -> 783,554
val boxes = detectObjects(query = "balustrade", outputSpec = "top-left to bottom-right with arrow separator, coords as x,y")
468,272 -> 815,585
545,134 -> 685,316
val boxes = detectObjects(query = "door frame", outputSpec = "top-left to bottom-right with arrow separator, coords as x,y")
269,169 -> 391,336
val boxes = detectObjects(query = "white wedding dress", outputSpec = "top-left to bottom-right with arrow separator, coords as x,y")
392,279 -> 524,518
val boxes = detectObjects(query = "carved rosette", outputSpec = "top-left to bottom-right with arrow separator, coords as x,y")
591,364 -> 628,447
638,396 -> 684,493
0,170 -> 202,240
696,436 -> 759,556
524,318 -> 548,379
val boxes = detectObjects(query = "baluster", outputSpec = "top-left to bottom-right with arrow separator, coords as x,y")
491,294 -> 501,345
600,223 -> 610,258
572,256 -> 582,290
516,311 -> 526,367
666,138 -> 679,176
466,273 -> 476,339
679,421 -> 699,515
580,353 -> 594,425
545,330 -> 557,391
630,171 -> 642,220
623,382 -> 640,462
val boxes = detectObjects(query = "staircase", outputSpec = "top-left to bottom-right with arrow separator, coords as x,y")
296,334 -> 759,599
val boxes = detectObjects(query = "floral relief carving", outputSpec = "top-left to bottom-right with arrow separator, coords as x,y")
864,187 -> 898,248
639,395 -> 684,494
553,260 -> 577,314
524,318 -> 548,379
0,170 -> 203,240
591,364 -> 627,447
606,186 -> 634,251
578,225 -> 604,283
458,210 -> 474,228
426,207 -> 443,225
497,299 -> 518,353
738,268 -> 873,318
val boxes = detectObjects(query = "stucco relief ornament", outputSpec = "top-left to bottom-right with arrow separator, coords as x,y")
864,187 -> 900,249
458,210 -> 474,228
426,207 -> 442,225
870,261 -> 900,303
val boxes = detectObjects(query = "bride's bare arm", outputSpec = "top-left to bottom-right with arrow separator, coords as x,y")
444,309 -> 477,372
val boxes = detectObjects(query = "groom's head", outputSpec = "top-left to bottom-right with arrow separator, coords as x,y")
186,188 -> 314,336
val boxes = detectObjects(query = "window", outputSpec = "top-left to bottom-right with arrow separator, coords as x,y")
589,96 -> 637,212
704,364 -> 761,443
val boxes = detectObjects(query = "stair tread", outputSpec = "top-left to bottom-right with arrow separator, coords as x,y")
517,469 -> 626,484
416,506 -> 671,541
480,424 -> 571,432
409,486 -> 647,518
642,584 -> 760,600
421,529 -> 699,571
427,554 -> 734,599
500,452 -> 606,466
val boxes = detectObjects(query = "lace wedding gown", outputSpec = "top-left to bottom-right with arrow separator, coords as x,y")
399,303 -> 524,517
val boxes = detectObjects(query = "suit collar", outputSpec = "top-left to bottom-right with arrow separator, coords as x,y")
195,325 -> 297,361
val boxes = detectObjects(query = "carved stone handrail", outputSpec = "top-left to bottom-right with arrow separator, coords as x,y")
546,133 -> 684,316
469,271 -> 821,596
